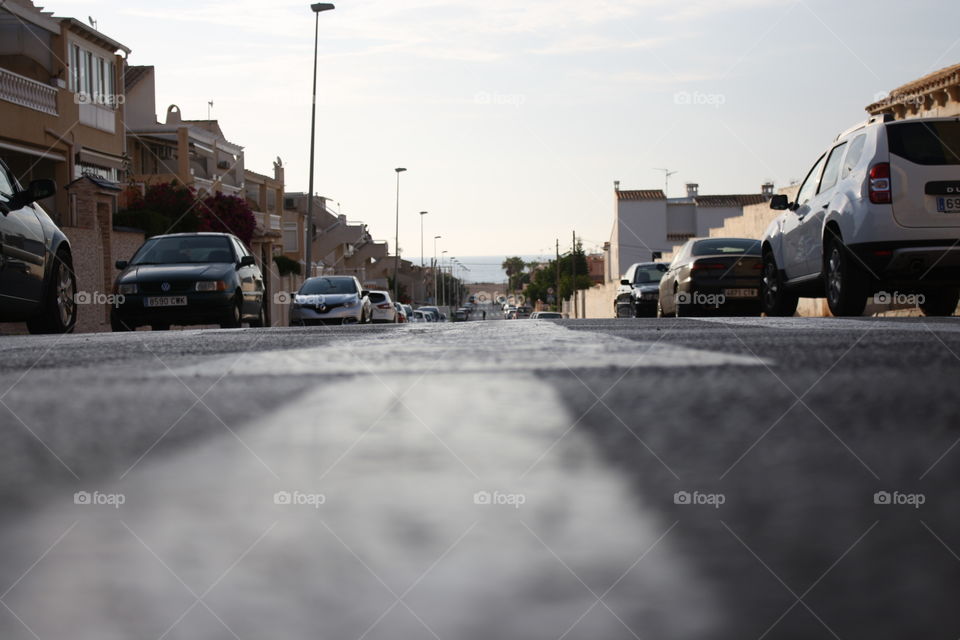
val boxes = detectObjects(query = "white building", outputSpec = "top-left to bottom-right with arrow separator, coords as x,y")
605,181 -> 773,282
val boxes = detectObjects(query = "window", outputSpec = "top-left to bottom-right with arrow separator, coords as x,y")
842,134 -> 866,179
283,223 -> 299,252
796,154 -> 826,206
818,142 -> 847,194
887,121 -> 960,166
69,42 -> 119,108
691,238 -> 762,256
0,165 -> 15,200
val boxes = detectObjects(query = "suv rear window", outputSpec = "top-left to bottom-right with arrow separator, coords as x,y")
887,121 -> 960,165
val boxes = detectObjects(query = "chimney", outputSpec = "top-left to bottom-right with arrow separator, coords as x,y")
761,182 -> 774,197
614,180 -> 620,192
686,183 -> 699,198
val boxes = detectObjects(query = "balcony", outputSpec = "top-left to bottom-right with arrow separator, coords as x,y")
253,212 -> 282,232
0,67 -> 58,115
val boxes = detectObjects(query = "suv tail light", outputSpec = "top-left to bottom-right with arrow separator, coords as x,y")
869,162 -> 891,204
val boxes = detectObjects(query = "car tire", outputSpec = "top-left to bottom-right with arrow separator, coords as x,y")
760,252 -> 799,317
919,289 -> 959,317
824,235 -> 868,317
26,247 -> 77,335
110,313 -> 133,332
249,303 -> 266,328
220,294 -> 243,328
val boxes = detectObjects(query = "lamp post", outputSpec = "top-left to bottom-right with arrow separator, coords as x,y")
305,2 -> 335,280
419,211 -> 428,269
433,235 -> 441,304
441,250 -> 448,307
393,167 -> 406,302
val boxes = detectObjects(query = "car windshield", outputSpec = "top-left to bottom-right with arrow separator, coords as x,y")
131,236 -> 234,265
634,265 -> 667,284
691,238 -> 761,256
299,278 -> 357,295
887,121 -> 960,165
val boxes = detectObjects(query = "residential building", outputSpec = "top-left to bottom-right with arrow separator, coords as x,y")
124,65 -> 244,198
866,62 -> 960,120
605,181 -> 772,282
0,0 -> 143,333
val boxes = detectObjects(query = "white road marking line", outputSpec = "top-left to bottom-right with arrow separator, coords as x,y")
0,374 -> 723,639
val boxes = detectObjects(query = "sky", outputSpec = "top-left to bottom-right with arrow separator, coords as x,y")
54,0 -> 960,257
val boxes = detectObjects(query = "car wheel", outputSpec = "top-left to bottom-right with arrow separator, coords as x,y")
220,294 -> 243,328
249,303 -> 266,328
26,248 -> 77,335
919,289 -> 959,317
111,313 -> 133,332
824,235 -> 868,317
760,252 -> 799,317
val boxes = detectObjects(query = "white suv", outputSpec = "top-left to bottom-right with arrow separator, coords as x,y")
761,115 -> 960,317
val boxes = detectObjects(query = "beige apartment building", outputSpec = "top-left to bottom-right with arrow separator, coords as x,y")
0,0 -> 144,333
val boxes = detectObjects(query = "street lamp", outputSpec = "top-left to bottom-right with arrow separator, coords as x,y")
393,167 -> 406,303
433,235 -> 441,303
419,211 -> 428,268
305,2 -> 335,280
441,250 -> 448,307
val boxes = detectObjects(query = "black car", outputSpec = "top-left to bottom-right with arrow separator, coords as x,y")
111,233 -> 265,331
615,262 -> 668,318
0,158 -> 76,334
658,237 -> 763,317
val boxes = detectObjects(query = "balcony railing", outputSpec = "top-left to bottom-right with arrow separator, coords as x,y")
0,67 -> 58,115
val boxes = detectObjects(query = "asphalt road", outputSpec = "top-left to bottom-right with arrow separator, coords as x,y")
1,317 -> 959,639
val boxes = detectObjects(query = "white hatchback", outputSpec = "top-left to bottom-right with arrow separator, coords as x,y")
368,290 -> 398,323
761,115 -> 960,317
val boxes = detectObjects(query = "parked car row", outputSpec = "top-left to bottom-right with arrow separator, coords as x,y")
614,115 -> 960,319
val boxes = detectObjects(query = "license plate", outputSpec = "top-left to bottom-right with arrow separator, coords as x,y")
144,296 -> 187,307
936,197 -> 960,213
725,288 -> 758,299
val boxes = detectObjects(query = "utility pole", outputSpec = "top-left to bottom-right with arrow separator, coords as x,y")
571,231 -> 577,319
555,239 -> 561,313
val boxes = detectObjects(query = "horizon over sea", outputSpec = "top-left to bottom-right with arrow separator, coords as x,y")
441,255 -> 552,284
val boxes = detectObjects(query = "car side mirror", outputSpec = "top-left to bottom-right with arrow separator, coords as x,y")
361,290 -> 370,298
238,255 -> 256,268
620,279 -> 630,286
769,194 -> 790,210
8,179 -> 57,211
115,260 -> 129,270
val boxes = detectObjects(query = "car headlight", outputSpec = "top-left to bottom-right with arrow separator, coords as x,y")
117,283 -> 138,295
196,280 -> 227,292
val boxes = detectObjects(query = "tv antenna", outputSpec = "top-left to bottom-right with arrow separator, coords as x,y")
653,168 -> 677,197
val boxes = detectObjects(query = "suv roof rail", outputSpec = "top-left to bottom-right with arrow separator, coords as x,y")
834,113 -> 894,141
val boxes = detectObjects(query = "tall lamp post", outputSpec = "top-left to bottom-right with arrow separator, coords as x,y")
441,250 -> 448,307
433,235 -> 441,304
393,167 -> 406,302
419,211 -> 428,268
305,2 -> 335,279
